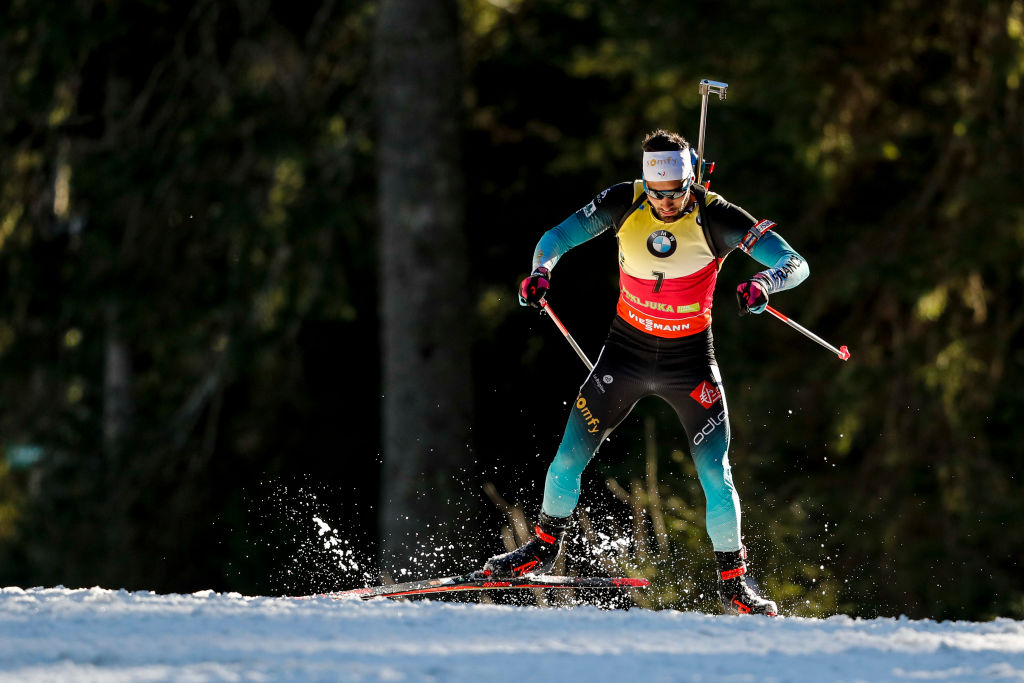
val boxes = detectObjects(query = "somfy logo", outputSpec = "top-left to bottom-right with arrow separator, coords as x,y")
575,396 -> 601,434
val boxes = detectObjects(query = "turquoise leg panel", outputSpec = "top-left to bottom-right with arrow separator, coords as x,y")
541,409 -> 601,519
691,410 -> 742,552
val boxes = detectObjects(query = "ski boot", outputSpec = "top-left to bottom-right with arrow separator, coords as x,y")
716,548 -> 778,616
480,512 -> 569,578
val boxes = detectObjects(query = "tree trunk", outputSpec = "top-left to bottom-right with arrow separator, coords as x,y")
373,0 -> 474,573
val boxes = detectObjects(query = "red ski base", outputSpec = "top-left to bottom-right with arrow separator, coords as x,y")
302,573 -> 650,601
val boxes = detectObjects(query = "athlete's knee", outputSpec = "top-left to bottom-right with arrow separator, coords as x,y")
548,440 -> 595,480
694,443 -> 731,482
695,454 -> 739,514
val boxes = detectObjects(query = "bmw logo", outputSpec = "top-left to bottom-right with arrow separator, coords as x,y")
647,230 -> 676,258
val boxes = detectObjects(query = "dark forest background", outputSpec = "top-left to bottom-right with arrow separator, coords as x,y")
0,0 -> 1021,620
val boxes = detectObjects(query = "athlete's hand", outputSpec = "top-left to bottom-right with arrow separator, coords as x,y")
519,267 -> 551,307
736,278 -> 769,315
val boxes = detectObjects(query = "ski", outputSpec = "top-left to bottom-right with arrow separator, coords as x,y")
304,572 -> 650,601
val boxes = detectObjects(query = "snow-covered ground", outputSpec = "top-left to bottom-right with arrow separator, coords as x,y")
2,586 -> 1023,682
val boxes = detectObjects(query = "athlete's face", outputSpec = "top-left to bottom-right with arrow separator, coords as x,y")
645,180 -> 690,222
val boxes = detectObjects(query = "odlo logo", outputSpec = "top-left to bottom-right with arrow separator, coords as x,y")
693,410 -> 727,446
576,396 -> 601,434
690,380 -> 722,409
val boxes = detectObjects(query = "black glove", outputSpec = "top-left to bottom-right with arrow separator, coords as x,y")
736,277 -> 770,315
518,267 -> 551,308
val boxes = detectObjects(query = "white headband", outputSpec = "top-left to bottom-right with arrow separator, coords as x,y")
642,150 -> 693,182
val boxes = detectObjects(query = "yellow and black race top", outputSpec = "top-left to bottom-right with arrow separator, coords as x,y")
531,181 -> 804,339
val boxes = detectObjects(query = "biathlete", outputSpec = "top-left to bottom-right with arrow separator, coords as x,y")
480,129 -> 809,615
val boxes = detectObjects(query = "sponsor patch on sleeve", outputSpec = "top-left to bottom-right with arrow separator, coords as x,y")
739,219 -> 776,254
582,188 -> 612,218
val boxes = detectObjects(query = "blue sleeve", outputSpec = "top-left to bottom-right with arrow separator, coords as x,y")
746,230 -> 809,294
531,213 -> 606,271
530,183 -> 633,271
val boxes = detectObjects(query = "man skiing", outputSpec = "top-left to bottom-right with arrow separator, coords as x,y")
481,129 -> 809,616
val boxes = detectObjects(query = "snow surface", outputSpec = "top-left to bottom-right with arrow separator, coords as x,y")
2,586 -> 1024,682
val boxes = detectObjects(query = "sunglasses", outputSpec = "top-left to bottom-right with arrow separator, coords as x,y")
643,179 -> 692,200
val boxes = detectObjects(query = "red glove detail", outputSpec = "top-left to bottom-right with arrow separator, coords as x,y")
736,279 -> 769,315
519,267 -> 550,308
